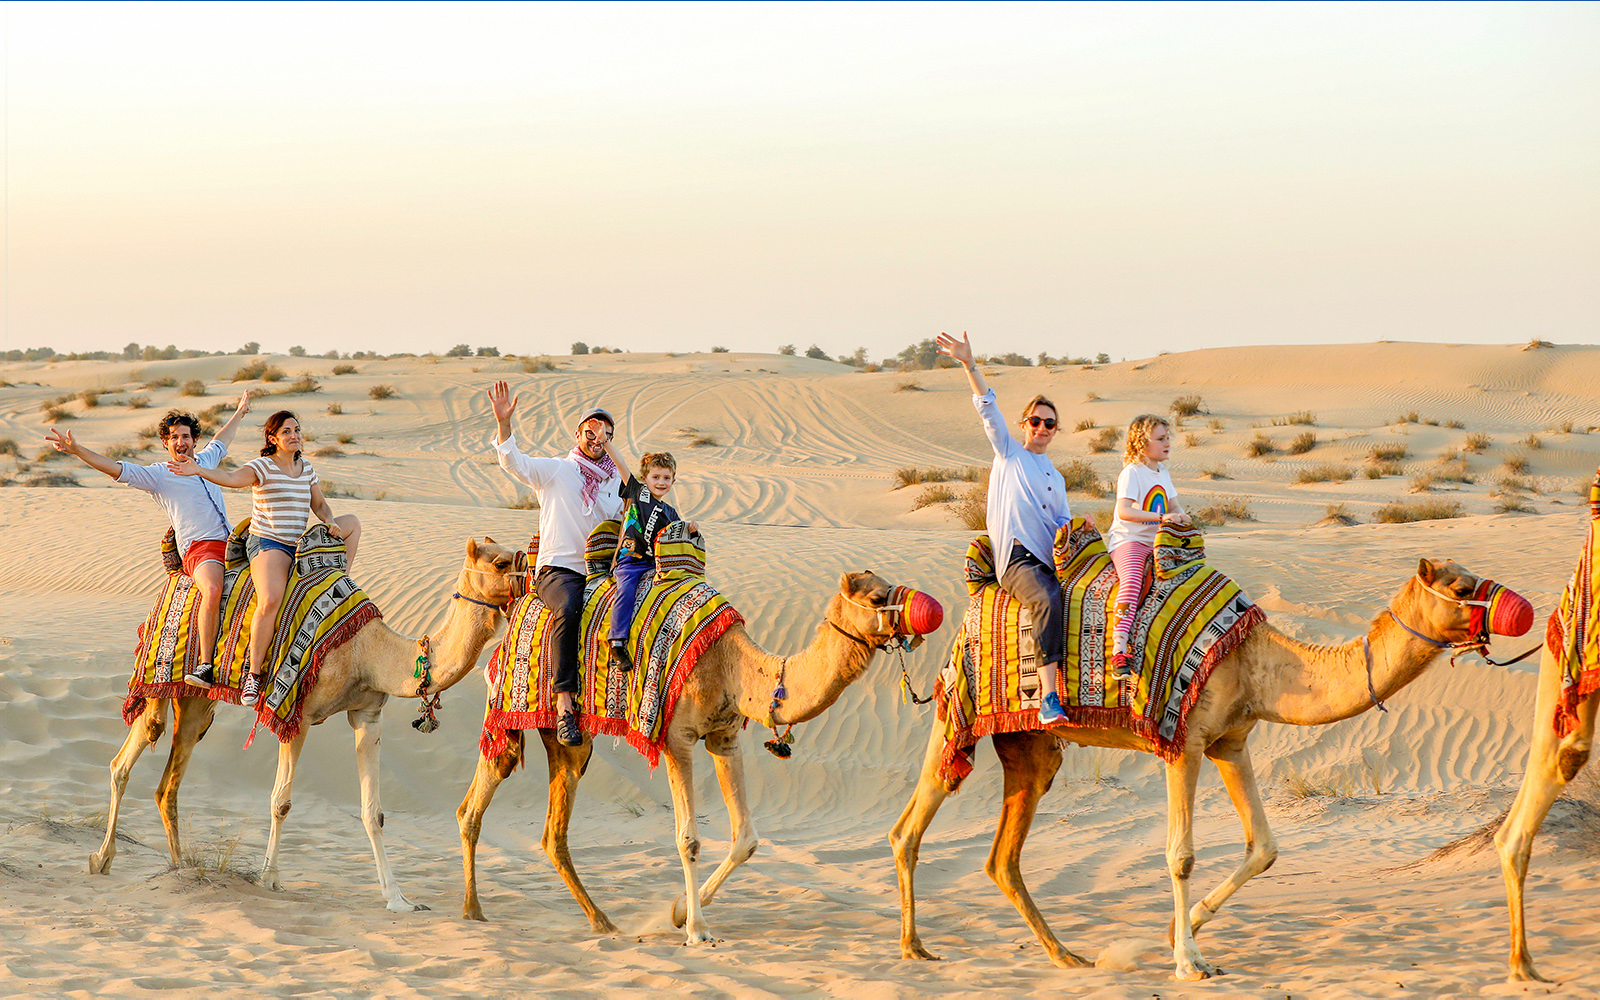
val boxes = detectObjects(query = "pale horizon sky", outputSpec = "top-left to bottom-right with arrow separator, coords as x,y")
2,1 -> 1596,362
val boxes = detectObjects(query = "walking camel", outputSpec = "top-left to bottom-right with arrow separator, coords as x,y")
891,558 -> 1530,981
1495,613 -> 1596,982
91,537 -> 524,912
457,569 -> 942,944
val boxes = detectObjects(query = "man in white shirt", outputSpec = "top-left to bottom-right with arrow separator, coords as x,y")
488,380 -> 624,747
937,332 -> 1074,726
47,390 -> 254,688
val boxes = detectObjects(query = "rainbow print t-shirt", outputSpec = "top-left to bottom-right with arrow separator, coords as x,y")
1106,462 -> 1179,551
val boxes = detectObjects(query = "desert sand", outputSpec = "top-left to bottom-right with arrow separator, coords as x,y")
2,342 -> 1598,998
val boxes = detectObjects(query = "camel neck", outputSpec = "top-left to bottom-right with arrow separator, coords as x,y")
1255,609 -> 1450,726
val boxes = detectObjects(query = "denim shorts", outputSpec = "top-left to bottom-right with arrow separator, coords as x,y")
252,534 -> 298,558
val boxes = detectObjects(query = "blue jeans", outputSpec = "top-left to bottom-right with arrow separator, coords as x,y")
610,556 -> 655,643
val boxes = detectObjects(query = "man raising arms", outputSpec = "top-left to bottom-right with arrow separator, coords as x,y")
47,389 -> 254,689
488,380 -> 624,746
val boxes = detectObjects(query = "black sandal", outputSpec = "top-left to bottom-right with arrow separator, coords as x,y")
555,709 -> 583,747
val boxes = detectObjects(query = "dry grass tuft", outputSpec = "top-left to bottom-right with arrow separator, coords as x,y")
1088,427 -> 1120,453
1056,458 -> 1108,497
1503,454 -> 1531,475
1199,462 -> 1230,480
367,384 -> 397,400
127,394 -> 150,409
1522,434 -> 1543,450
1170,394 -> 1205,417
1369,442 -> 1407,462
1191,494 -> 1254,526
1316,503 -> 1360,527
1493,495 -> 1537,514
1294,463 -> 1353,484
1246,433 -> 1275,458
1272,411 -> 1316,426
1287,430 -> 1316,455
332,363 -> 357,375
505,493 -> 539,510
1074,418 -> 1096,432
894,379 -> 925,392
180,380 -> 207,397
1373,498 -> 1464,523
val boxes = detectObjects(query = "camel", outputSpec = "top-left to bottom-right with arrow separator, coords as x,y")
1494,633 -> 1596,982
891,558 -> 1519,981
90,537 -> 524,912
457,569 -> 940,943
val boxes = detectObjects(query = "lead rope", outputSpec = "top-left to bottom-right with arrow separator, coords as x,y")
763,657 -> 794,758
893,638 -> 934,705
412,635 -> 441,733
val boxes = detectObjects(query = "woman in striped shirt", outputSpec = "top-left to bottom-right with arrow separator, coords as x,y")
171,410 -> 362,706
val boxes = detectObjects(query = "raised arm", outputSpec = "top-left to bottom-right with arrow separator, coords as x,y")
935,331 -> 989,397
488,381 -> 517,445
210,389 -> 255,450
601,433 -> 632,483
168,453 -> 259,489
45,428 -> 123,479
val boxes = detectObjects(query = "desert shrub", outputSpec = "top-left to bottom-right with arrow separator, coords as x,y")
1365,459 -> 1402,478
1184,432 -> 1200,447
892,466 -> 984,489
1446,419 -> 1465,429
523,358 -> 558,373
1494,475 -> 1537,495
1207,418 -> 1225,432
1294,464 -> 1353,484
1523,434 -> 1543,450
1088,427 -> 1119,453
1396,411 -> 1420,424
1503,455 -> 1530,475
1246,433 -> 1275,458
0,438 -> 19,457
41,406 -> 72,422
1321,503 -> 1359,525
1494,495 -> 1536,514
1192,495 -> 1254,526
1408,472 -> 1437,493
1170,394 -> 1205,417
143,376 -> 177,389
127,394 -> 150,409
1372,498 -> 1464,523
688,433 -> 719,448
337,434 -> 354,444
1074,418 -> 1096,432
505,493 -> 539,510
232,360 -> 284,382
1369,442 -> 1407,462
79,389 -> 100,407
1056,458 -> 1108,496
894,379 -> 924,392
181,380 -> 207,397
1083,392 -> 1100,402
284,374 -> 320,394
311,446 -> 345,458
368,384 -> 397,400
1435,458 -> 1475,484
912,484 -> 958,510
1525,339 -> 1555,350
1199,463 -> 1230,480
950,488 -> 988,530
332,363 -> 357,375
137,423 -> 161,439
1288,431 -> 1316,455
24,471 -> 81,488
326,402 -> 343,415
34,447 -> 63,462
320,480 -> 358,499
1272,411 -> 1316,426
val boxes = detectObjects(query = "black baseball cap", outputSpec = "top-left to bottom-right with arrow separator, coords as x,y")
576,407 -> 614,430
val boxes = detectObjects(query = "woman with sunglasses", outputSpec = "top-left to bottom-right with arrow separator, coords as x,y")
936,331 -> 1073,726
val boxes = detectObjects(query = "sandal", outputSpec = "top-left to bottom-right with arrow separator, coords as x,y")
555,709 -> 583,747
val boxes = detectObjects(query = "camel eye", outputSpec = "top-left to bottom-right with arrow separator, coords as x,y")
494,559 -> 510,570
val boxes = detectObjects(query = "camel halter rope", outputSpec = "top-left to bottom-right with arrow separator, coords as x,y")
1363,574 -> 1536,713
765,597 -> 933,759
413,565 -> 527,734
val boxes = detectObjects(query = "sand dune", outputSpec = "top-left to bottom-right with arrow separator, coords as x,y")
2,342 -> 1598,996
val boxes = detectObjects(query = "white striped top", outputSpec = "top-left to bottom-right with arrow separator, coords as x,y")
246,455 -> 319,544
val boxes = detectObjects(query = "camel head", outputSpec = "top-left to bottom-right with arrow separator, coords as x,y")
457,536 -> 528,612
1397,558 -> 1534,650
829,571 -> 945,651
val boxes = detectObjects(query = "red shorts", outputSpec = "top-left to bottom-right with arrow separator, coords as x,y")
183,539 -> 228,577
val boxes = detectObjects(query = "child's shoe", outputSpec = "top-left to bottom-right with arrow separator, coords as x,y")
609,639 -> 634,673
183,662 -> 216,689
1110,652 -> 1137,682
1038,691 -> 1066,726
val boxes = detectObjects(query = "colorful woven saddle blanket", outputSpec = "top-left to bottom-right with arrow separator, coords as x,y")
935,519 -> 1262,779
480,519 -> 742,767
1546,466 -> 1600,736
124,520 -> 380,744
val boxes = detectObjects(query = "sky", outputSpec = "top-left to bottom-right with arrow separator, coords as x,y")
2,1 -> 1596,361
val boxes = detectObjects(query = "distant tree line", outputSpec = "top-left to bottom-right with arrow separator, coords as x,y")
773,340 -> 1112,372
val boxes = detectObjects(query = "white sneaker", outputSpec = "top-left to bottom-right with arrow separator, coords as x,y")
240,671 -> 263,707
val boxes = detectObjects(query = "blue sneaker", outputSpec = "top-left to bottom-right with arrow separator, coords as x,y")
1038,691 -> 1066,726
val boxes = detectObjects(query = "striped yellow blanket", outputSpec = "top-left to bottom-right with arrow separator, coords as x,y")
480,520 -> 742,767
935,519 -> 1262,779
123,520 -> 379,743
1547,468 -> 1600,736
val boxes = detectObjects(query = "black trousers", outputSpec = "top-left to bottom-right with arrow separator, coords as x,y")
999,545 -> 1064,666
535,565 -> 587,695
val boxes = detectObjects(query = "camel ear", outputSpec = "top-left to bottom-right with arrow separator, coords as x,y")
1417,558 -> 1436,584
841,571 -> 872,596
467,538 -> 480,560
483,535 -> 497,544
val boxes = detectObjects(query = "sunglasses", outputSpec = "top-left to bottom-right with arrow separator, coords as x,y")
1025,416 -> 1058,430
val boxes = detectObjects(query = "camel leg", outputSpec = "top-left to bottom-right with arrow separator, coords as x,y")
662,734 -> 714,943
671,728 -> 758,927
90,699 -> 169,873
153,697 -> 218,868
988,731 -> 1090,969
1496,671 -> 1597,983
889,721 -> 959,961
348,707 -> 424,912
1177,729 -> 1277,939
1165,752 -> 1217,981
535,729 -> 617,933
459,735 -> 520,921
260,730 -> 308,892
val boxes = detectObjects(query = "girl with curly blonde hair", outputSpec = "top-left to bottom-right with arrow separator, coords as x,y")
1105,414 -> 1189,681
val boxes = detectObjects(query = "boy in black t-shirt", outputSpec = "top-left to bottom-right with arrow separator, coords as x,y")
601,445 -> 698,671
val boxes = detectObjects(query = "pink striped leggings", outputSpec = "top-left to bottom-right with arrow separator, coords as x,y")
1111,540 -> 1153,651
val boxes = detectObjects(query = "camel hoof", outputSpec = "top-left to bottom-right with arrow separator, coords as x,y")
902,941 -> 942,962
671,894 -> 687,928
386,897 -> 428,913
591,916 -> 620,935
88,853 -> 112,875
463,907 -> 487,922
1510,965 -> 1552,984
682,927 -> 716,945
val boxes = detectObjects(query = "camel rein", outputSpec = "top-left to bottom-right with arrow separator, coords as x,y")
411,589 -> 518,735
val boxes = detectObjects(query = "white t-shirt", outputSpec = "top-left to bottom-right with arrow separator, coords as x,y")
1106,462 -> 1178,551
246,455 -> 319,544
494,434 -> 625,575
